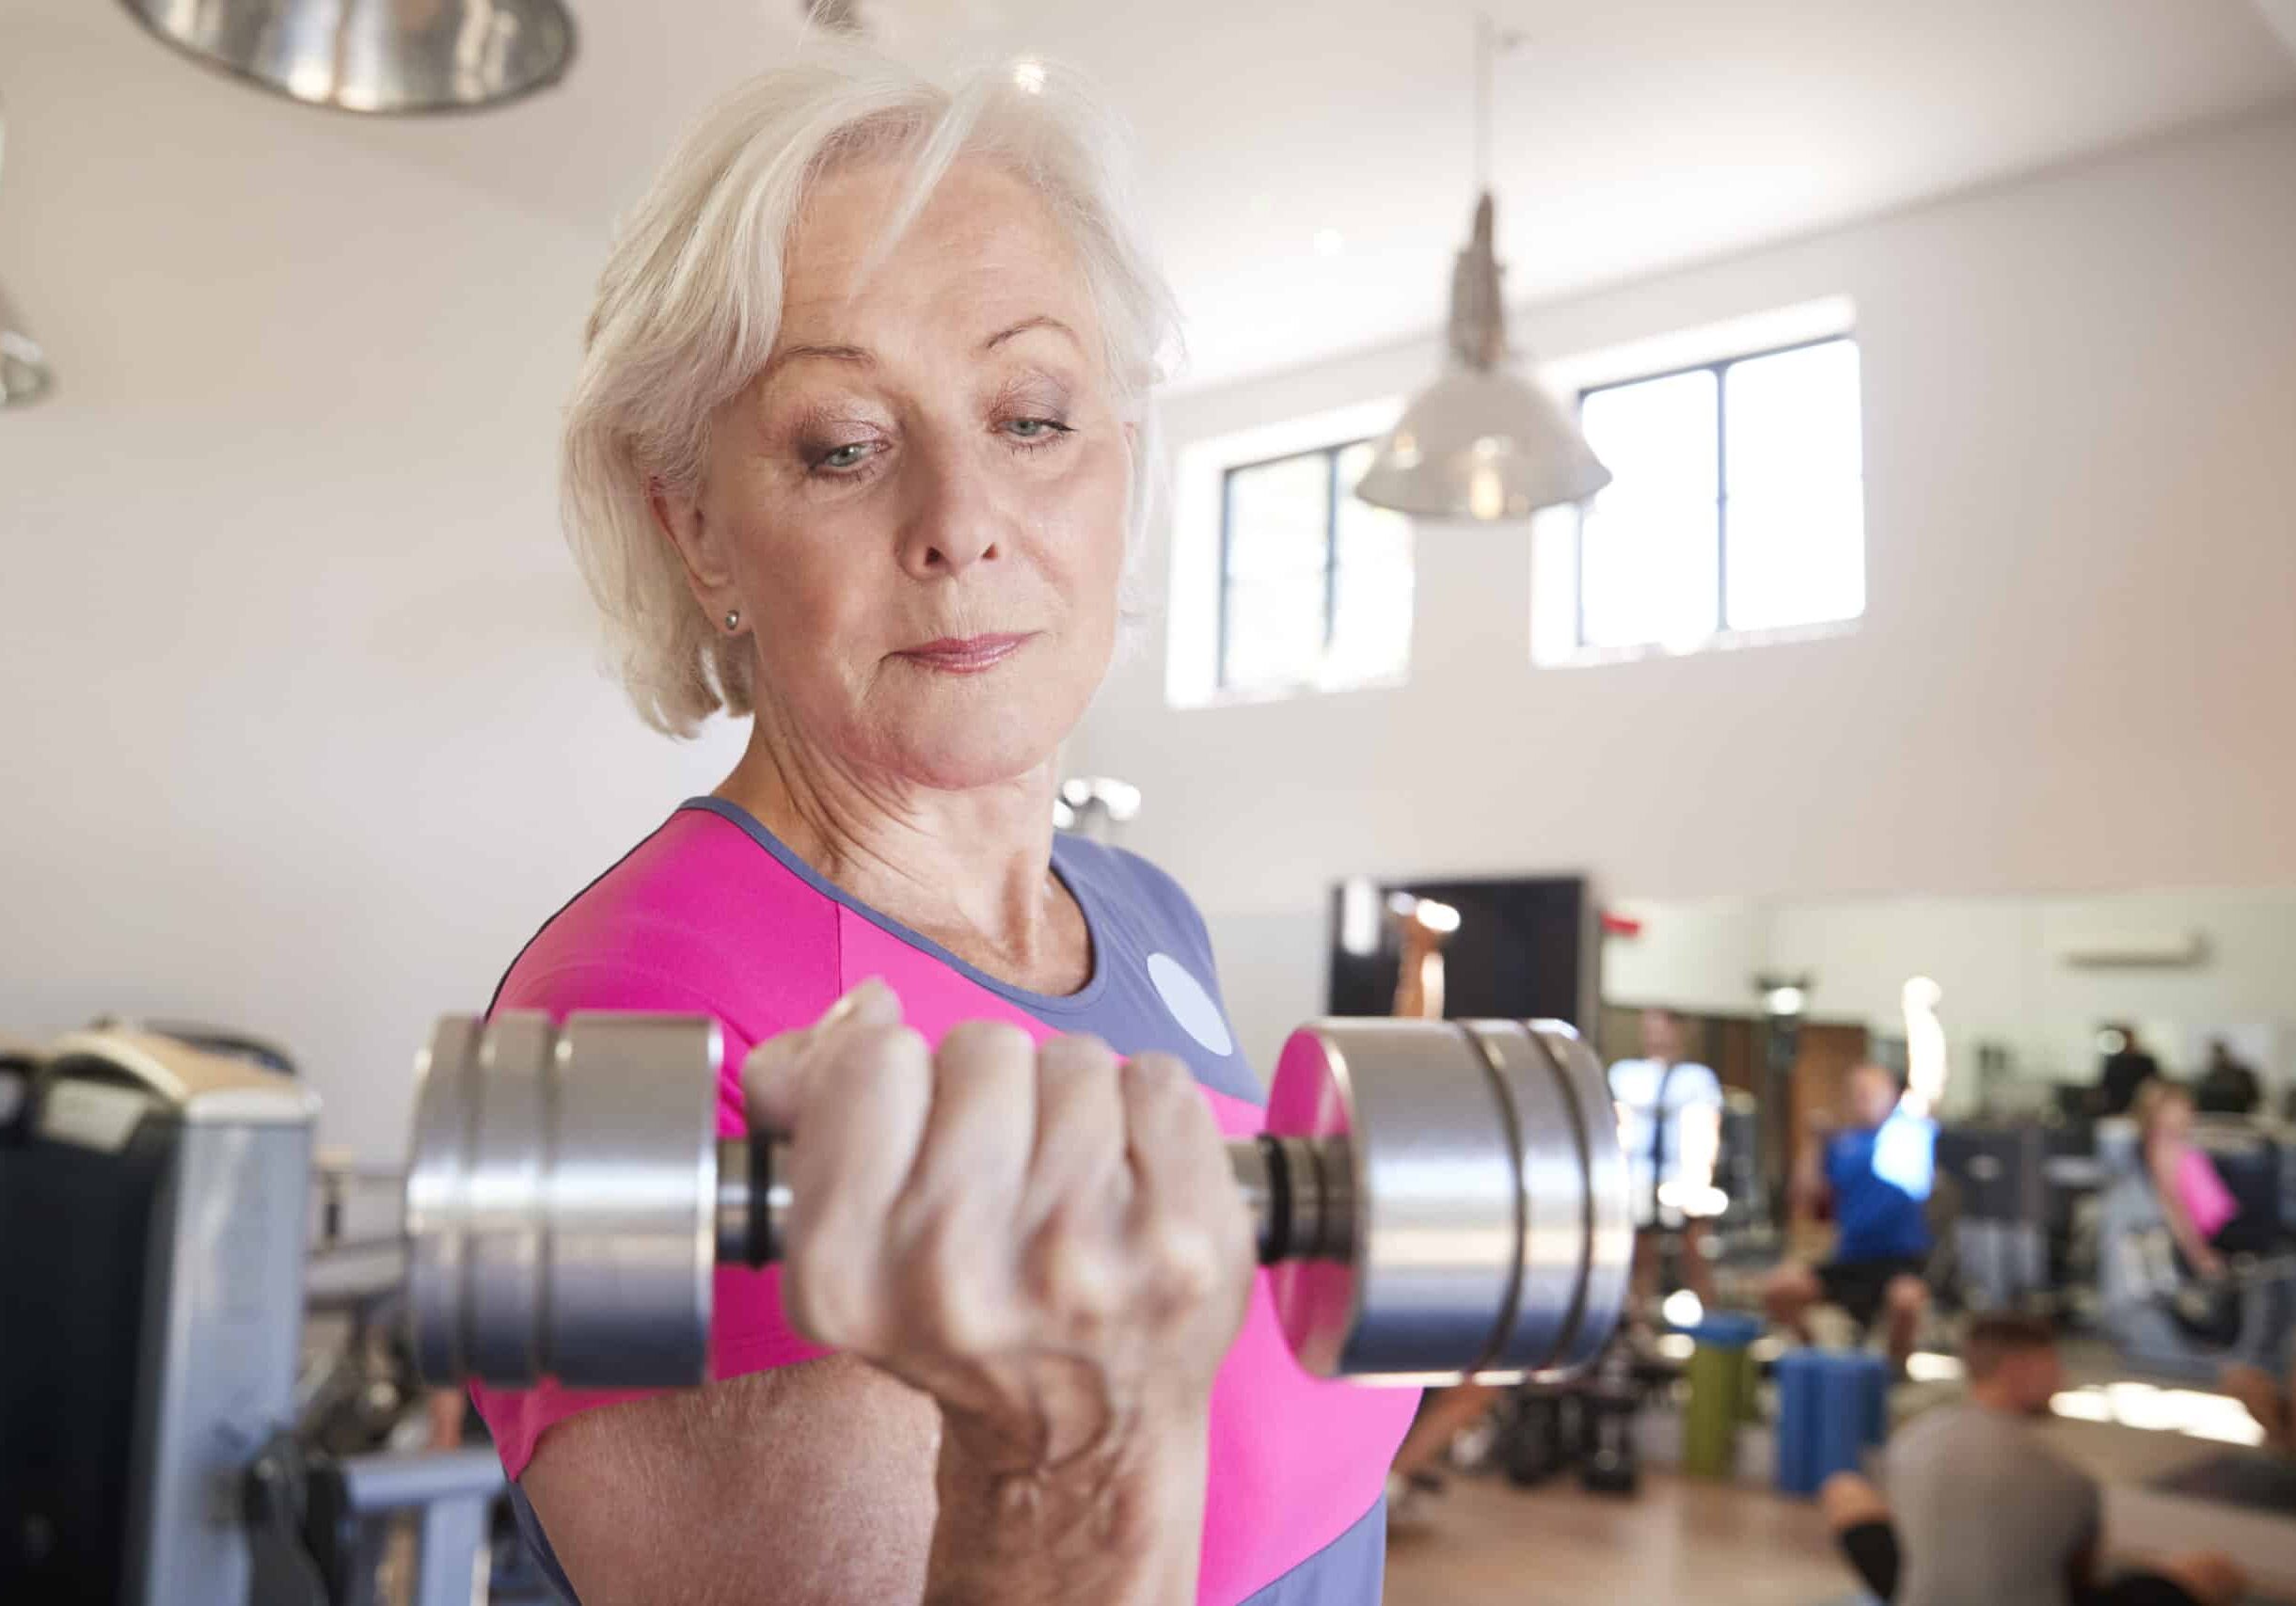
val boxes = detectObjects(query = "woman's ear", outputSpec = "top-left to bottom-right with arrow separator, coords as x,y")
649,476 -> 736,615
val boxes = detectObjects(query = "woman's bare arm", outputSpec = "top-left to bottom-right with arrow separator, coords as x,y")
522,1359 -> 940,1606
524,1356 -> 1212,1606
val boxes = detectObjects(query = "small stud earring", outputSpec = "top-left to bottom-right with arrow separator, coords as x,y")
724,610 -> 741,633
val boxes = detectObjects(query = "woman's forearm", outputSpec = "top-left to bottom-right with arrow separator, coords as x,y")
924,1417 -> 1209,1606
2164,1200 -> 2215,1268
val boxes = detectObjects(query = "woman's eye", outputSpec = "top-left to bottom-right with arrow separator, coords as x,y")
819,442 -> 872,469
1005,418 -> 1071,442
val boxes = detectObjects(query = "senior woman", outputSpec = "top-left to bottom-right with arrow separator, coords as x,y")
467,48 -> 1416,1606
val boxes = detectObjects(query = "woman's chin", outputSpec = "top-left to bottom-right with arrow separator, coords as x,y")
879,720 -> 1064,797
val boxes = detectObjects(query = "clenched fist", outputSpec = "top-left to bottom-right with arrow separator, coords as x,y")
741,978 -> 1254,1478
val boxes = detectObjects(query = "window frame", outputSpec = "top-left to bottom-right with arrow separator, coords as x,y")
1572,331 -> 1859,653
1214,437 -> 1370,694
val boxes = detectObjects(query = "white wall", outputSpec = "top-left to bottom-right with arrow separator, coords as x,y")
1075,105 -> 2296,1073
1,6 -> 745,1154
1601,898 -> 1772,1018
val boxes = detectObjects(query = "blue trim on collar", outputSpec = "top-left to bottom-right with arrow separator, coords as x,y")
677,797 -> 1114,1015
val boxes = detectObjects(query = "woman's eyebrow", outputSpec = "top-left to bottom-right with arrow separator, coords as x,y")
762,342 -> 874,381
759,317 -> 1073,381
983,315 -> 1080,354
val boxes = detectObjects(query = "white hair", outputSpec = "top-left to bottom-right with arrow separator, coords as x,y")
562,44 -> 1181,738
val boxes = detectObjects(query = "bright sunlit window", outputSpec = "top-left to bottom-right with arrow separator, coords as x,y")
1216,439 -> 1414,696
1570,336 -> 1864,654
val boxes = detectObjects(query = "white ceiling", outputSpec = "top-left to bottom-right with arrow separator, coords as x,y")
28,0 -> 2296,392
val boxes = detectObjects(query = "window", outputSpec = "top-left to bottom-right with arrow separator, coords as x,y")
1571,336 -> 1864,654
1217,438 -> 1413,695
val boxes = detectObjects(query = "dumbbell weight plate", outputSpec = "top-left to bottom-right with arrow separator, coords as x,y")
1460,1021 -> 1632,1378
544,1013 -> 721,1383
404,1011 -> 721,1388
1263,1019 -> 1525,1382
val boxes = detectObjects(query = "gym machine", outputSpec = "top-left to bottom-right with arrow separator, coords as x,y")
0,1029 -> 507,1606
3,1009 -> 1630,1604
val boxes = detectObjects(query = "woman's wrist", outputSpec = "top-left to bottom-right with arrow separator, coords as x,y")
924,1406 -> 1211,1606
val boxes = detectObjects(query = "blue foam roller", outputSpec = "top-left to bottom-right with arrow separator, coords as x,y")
1775,1348 -> 1889,1497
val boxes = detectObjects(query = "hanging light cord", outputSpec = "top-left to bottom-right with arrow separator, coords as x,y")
1475,12 -> 1491,197
1474,12 -> 1528,200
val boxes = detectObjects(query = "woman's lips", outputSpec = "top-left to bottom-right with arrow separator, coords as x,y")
895,632 -> 1033,674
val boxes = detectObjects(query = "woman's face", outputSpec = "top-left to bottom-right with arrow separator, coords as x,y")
2157,1091 -> 2193,1142
669,156 -> 1132,793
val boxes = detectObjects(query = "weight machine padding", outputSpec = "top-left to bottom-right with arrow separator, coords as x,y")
0,1030 -> 317,1604
0,1059 -> 174,1599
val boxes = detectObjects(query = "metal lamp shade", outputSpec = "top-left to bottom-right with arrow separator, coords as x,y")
119,0 -> 577,115
1354,192 -> 1609,521
1354,366 -> 1610,520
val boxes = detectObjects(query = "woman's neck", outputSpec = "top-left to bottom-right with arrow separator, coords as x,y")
715,721 -> 1086,993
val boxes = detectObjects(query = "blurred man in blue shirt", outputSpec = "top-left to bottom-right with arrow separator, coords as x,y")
1766,1060 -> 1940,1372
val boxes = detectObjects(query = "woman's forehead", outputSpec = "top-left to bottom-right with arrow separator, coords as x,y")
774,157 -> 1096,353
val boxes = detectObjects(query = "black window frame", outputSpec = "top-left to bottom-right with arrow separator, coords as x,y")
1573,332 -> 1858,651
1215,437 -> 1372,692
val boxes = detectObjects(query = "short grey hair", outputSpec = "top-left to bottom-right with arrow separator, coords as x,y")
562,44 -> 1181,738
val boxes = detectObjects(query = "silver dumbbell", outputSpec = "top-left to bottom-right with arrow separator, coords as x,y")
403,1013 -> 1629,1390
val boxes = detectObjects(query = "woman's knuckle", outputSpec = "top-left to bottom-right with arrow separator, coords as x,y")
919,1273 -> 1000,1358
902,1215 -> 998,1348
1142,1220 -> 1222,1307
839,1022 -> 926,1086
1040,1032 -> 1115,1074
785,1248 -> 865,1346
1033,1216 -> 1119,1325
941,1018 -> 1034,1067
1124,1054 -> 1195,1116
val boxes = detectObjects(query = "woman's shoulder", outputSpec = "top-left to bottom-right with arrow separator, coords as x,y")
1053,835 -> 1206,935
489,804 -> 839,1031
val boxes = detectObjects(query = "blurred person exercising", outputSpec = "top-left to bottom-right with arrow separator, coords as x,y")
2193,1040 -> 2261,1118
1764,1056 -> 1942,1372
1607,1006 -> 1723,1311
2096,1023 -> 2163,1119
2136,1080 -> 2245,1277
1821,1314 -> 2245,1606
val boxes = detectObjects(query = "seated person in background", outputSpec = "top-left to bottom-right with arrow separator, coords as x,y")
2096,1024 -> 2163,1119
2193,1039 -> 2262,1119
1764,1062 -> 1939,1371
1821,1314 -> 2246,1606
1608,1006 -> 1723,1311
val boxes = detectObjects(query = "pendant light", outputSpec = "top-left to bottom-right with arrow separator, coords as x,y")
119,0 -> 576,116
0,103 -> 52,410
1353,15 -> 1608,520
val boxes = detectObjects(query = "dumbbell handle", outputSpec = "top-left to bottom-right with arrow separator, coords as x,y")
712,1132 -> 1356,1269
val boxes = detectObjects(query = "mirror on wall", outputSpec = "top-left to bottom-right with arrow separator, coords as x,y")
1597,886 -> 2294,1121
1593,886 -> 2296,1353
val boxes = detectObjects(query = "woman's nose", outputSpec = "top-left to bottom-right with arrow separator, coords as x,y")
897,442 -> 1004,579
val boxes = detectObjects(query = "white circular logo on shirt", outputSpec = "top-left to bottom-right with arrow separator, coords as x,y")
1147,952 -> 1234,1057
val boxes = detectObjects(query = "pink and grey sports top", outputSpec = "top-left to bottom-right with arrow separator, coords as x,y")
469,798 -> 1417,1605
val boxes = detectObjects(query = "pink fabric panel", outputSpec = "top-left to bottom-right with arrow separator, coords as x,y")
2177,1145 -> 2239,1242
